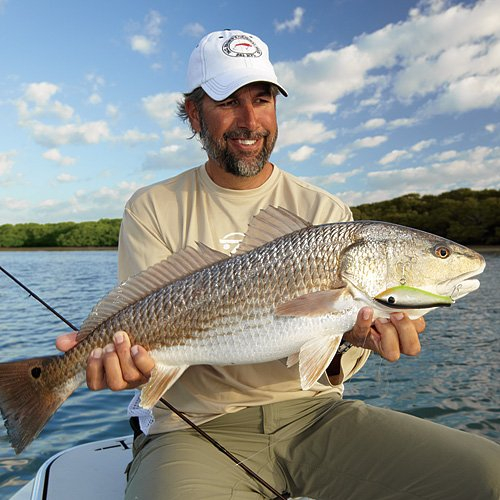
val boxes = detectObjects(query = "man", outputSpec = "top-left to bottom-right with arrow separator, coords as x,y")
58,30 -> 499,499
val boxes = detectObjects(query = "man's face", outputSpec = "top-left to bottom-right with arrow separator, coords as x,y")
197,83 -> 278,177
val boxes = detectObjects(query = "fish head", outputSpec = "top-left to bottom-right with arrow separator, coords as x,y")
339,222 -> 485,310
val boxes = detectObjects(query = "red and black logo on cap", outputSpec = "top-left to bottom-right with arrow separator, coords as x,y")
222,35 -> 263,57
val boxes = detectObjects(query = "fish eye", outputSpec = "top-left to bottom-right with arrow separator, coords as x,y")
435,246 -> 450,259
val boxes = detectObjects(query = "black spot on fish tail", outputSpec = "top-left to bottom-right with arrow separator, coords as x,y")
0,355 -> 82,454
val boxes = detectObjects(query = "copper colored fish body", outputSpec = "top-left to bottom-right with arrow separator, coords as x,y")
0,207 -> 485,453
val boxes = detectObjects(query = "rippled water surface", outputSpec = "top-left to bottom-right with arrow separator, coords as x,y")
0,249 -> 498,498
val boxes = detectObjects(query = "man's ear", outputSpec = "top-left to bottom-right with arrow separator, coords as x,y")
185,99 -> 201,134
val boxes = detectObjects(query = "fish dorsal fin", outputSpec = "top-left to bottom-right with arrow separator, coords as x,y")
235,206 -> 312,255
76,244 -> 229,342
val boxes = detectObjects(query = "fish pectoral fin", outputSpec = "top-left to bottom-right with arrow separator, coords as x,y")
298,335 -> 343,390
139,364 -> 189,409
286,352 -> 299,367
275,288 -> 347,317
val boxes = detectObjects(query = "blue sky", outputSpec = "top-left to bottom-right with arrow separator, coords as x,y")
0,0 -> 499,223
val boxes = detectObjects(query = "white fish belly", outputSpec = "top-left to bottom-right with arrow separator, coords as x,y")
151,308 -> 359,368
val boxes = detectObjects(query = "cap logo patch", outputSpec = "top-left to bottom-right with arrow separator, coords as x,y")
222,35 -> 262,58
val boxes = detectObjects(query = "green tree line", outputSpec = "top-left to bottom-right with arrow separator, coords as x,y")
0,188 -> 498,248
351,188 -> 499,245
0,219 -> 121,248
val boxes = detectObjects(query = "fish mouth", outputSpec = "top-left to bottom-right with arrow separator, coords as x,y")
435,263 -> 485,300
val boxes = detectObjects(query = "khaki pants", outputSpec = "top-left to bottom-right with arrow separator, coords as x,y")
125,395 -> 500,499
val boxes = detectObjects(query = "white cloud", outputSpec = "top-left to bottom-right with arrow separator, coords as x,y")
88,93 -> 102,105
277,119 -> 336,148
143,142 -> 205,171
56,173 -> 77,183
182,22 -> 205,38
289,145 -> 314,162
18,82 -> 74,122
275,0 -> 500,120
129,10 -> 163,55
130,35 -> 154,55
322,153 -> 347,166
31,121 -> 110,147
430,149 -> 458,161
363,118 -> 386,129
352,135 -> 387,149
0,197 -> 30,211
303,168 -> 362,188
275,7 -> 305,33
410,139 -> 436,152
276,44 -> 372,117
106,104 -> 119,118
0,151 -> 15,175
485,123 -> 497,133
33,181 -> 143,222
367,146 -> 500,195
422,74 -> 500,116
119,129 -> 159,145
388,118 -> 418,129
379,149 -> 409,165
43,148 -> 76,166
142,92 -> 182,128
24,82 -> 58,105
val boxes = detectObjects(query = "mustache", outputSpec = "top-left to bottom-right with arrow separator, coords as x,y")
223,129 -> 270,140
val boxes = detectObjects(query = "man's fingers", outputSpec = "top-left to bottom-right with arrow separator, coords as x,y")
113,331 -> 148,386
345,308 -> 425,361
374,317 -> 401,362
344,307 -> 374,347
390,313 -> 421,356
130,345 -> 155,377
56,332 -> 78,352
85,331 -> 154,392
86,347 -> 107,390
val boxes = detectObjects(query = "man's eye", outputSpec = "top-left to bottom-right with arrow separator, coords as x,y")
220,100 -> 237,107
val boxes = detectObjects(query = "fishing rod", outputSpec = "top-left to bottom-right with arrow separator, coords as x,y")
0,265 -> 291,500
0,265 -> 78,331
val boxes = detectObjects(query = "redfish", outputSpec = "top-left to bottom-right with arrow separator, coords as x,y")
0,207 -> 485,453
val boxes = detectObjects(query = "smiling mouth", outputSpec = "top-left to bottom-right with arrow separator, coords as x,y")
236,139 -> 258,145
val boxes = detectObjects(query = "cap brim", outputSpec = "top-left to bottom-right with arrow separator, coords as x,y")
202,73 -> 288,101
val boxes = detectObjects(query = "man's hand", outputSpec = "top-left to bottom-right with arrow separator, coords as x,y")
56,331 -> 155,391
344,307 -> 426,361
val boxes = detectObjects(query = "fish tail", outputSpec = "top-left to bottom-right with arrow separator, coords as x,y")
0,355 -> 81,454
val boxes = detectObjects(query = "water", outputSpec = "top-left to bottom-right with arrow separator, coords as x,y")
0,250 -> 498,498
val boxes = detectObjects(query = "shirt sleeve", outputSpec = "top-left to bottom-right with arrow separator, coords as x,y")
117,204 -> 173,283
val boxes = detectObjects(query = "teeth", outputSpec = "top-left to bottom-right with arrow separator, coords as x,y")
238,139 -> 256,145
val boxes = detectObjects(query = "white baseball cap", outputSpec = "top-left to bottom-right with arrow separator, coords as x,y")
186,29 -> 288,101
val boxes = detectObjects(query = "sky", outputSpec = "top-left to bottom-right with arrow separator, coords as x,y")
0,0 -> 499,224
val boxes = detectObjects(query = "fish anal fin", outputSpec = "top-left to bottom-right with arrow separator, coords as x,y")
298,336 -> 343,390
139,364 -> 189,409
275,289 -> 347,317
235,206 -> 311,255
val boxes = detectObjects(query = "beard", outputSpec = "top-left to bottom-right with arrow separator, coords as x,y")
198,116 -> 277,178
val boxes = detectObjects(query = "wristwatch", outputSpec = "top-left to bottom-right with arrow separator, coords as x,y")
337,340 -> 353,355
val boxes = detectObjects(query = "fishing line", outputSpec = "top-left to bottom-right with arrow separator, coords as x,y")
0,265 -> 291,500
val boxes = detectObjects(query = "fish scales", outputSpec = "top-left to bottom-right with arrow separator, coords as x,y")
0,207 -> 485,453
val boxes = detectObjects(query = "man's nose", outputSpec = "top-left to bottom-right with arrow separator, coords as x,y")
236,103 -> 258,130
